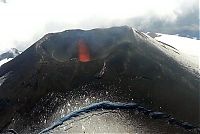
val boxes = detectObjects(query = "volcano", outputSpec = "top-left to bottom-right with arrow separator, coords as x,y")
0,26 -> 199,134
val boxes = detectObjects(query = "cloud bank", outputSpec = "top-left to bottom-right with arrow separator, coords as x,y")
0,0 -> 199,53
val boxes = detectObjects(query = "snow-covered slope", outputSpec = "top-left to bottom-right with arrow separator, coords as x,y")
146,32 -> 200,71
0,58 -> 13,67
0,48 -> 21,66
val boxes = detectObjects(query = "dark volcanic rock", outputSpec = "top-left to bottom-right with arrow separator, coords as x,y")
0,26 -> 199,133
146,32 -> 161,38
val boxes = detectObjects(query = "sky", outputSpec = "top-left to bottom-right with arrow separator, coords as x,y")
0,0 -> 199,53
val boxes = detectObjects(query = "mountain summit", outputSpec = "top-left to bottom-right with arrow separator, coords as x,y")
0,26 -> 199,133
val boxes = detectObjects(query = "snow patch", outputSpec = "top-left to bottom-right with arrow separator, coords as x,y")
0,58 -> 13,66
155,33 -> 200,71
8,48 -> 21,57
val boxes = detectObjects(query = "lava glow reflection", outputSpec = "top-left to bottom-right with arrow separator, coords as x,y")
78,40 -> 91,62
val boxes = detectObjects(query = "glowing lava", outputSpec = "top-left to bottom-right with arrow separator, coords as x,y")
78,40 -> 91,62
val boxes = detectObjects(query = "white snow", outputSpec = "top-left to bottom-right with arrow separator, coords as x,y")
154,33 -> 200,70
0,48 -> 21,67
9,48 -> 21,57
0,58 -> 13,67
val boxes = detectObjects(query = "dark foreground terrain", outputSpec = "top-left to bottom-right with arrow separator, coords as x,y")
0,26 -> 199,133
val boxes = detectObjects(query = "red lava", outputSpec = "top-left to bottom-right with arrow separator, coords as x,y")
78,40 -> 91,62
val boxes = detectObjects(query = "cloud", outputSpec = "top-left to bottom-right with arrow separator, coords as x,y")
0,0 -> 199,53
126,1 -> 199,38
0,0 -> 6,3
